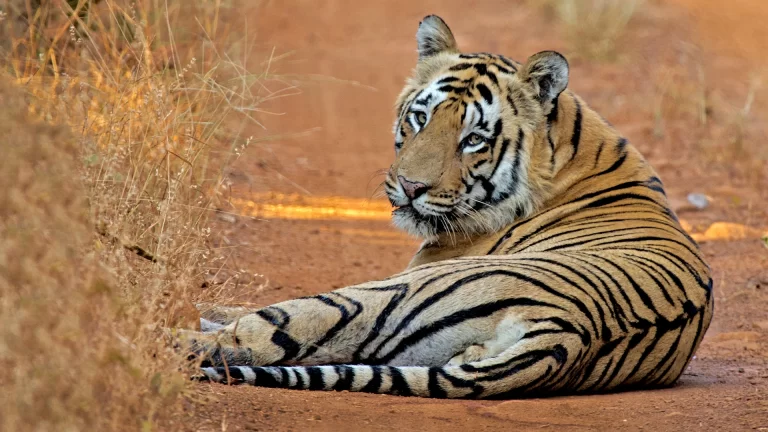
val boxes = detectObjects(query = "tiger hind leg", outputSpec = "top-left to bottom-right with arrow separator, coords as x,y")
447,316 -> 527,366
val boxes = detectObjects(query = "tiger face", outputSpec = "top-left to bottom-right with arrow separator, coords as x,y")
385,15 -> 569,239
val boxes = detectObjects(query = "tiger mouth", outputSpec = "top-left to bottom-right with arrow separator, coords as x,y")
393,204 -> 452,233
392,204 -> 416,216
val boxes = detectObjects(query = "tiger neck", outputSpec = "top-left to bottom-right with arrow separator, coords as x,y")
538,91 -> 652,208
408,91 -> 657,269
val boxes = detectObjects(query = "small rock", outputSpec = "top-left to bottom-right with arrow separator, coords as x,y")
746,274 -> 768,290
738,368 -> 745,373
216,212 -> 237,223
687,193 -> 710,210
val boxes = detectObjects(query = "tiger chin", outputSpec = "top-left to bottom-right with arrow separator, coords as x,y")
177,15 -> 713,399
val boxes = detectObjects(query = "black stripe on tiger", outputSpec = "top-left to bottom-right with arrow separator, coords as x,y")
256,307 -> 301,364
569,97 -> 582,161
296,292 -> 363,360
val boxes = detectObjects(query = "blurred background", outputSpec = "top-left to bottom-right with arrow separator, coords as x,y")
242,0 -> 767,197
221,0 -> 768,301
1,0 -> 767,430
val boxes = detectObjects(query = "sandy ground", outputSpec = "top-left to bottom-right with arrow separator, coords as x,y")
170,1 -> 768,430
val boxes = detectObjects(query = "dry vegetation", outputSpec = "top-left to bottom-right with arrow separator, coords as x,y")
0,0 -> 288,430
649,48 -> 767,186
536,0 -> 767,184
535,0 -> 641,60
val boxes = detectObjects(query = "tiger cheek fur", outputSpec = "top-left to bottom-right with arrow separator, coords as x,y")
182,14 -> 713,400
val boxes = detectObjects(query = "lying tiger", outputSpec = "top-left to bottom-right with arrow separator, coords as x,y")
181,15 -> 713,398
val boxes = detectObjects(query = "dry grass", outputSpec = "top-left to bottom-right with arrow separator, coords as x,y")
536,0 -> 641,60
650,61 -> 710,140
0,0 -> 290,430
649,47 -> 767,186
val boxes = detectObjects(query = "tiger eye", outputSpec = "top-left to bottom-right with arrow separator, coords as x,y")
416,112 -> 427,125
468,134 -> 484,145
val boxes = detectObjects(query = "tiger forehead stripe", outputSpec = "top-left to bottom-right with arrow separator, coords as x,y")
475,83 -> 493,104
447,55 -> 519,76
414,93 -> 433,106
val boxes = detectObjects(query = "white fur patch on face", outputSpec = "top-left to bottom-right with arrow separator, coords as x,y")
394,76 -> 455,149
489,155 -> 518,202
408,78 -> 453,130
461,93 -> 501,133
459,90 -> 501,155
392,209 -> 437,239
462,142 -> 486,153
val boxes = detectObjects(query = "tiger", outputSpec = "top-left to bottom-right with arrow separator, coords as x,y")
180,15 -> 714,399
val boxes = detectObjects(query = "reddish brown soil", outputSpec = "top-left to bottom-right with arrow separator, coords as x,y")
174,1 -> 768,430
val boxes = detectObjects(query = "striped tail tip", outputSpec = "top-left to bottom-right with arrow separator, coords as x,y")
193,364 -> 484,398
197,366 -> 255,385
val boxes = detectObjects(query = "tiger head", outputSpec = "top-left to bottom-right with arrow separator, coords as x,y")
385,15 -> 571,239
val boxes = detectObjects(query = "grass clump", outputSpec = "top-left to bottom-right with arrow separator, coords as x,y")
0,0 -> 289,429
538,0 -> 641,60
0,77 -> 188,431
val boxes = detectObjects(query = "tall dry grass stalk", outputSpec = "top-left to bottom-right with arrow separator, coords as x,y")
649,49 -> 767,186
0,0 -> 290,429
537,0 -> 641,60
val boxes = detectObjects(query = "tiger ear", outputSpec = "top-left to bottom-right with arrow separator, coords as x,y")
519,51 -> 569,109
416,15 -> 459,60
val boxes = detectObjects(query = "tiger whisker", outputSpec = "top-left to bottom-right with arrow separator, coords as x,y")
466,197 -> 493,208
457,202 -> 494,233
451,205 -> 477,244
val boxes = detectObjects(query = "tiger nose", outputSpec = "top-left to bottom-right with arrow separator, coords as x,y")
398,175 -> 430,200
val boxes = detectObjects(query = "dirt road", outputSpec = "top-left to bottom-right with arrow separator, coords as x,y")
173,1 -> 768,430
